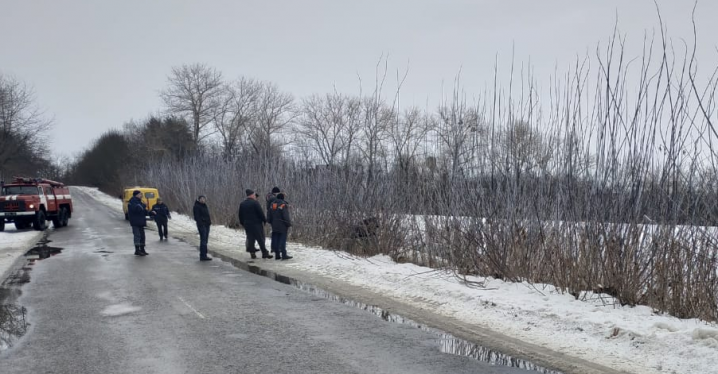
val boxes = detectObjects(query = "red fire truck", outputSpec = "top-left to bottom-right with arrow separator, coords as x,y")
0,177 -> 73,232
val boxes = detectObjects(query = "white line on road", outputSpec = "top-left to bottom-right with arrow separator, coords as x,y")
177,296 -> 205,319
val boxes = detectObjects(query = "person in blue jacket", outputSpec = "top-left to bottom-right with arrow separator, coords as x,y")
128,190 -> 154,256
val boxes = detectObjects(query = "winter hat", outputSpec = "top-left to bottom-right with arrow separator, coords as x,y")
271,187 -> 281,194
197,195 -> 206,201
245,189 -> 255,197
133,190 -> 142,197
277,193 -> 286,200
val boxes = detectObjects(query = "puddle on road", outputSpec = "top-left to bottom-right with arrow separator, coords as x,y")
292,281 -> 562,374
213,254 -> 563,374
0,237 -> 63,352
24,238 -> 64,260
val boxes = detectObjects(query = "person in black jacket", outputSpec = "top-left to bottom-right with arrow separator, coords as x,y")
151,198 -> 172,240
128,190 -> 154,256
265,186 -> 280,255
238,189 -> 272,260
268,192 -> 293,260
192,195 -> 212,261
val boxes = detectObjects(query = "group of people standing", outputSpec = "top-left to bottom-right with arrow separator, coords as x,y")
238,187 -> 293,260
127,187 -> 293,262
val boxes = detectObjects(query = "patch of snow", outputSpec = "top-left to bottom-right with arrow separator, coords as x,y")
0,225 -> 43,281
78,186 -> 718,374
101,303 -> 141,317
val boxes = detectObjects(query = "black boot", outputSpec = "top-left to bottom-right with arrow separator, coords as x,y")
250,252 -> 257,259
140,246 -> 148,255
262,251 -> 273,259
134,246 -> 143,256
281,255 -> 293,261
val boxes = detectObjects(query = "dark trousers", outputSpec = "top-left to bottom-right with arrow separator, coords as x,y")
244,224 -> 269,255
132,225 -> 146,246
156,220 -> 168,239
197,224 -> 210,259
271,232 -> 288,258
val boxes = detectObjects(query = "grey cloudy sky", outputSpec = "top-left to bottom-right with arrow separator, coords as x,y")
1,0 -> 716,157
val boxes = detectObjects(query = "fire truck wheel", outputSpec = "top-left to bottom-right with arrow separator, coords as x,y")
33,210 -> 47,231
15,221 -> 30,230
52,213 -> 62,228
61,208 -> 69,227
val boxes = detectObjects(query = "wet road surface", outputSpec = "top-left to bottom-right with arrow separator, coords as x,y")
0,188 -> 532,374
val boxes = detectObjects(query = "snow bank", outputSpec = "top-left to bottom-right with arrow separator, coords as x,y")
0,226 -> 43,281
79,186 -> 124,210
76,186 -> 718,374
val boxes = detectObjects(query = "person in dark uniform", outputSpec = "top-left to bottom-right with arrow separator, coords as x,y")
265,187 -> 281,255
193,195 -> 212,261
268,192 -> 293,260
128,190 -> 153,256
151,198 -> 172,240
238,189 -> 273,260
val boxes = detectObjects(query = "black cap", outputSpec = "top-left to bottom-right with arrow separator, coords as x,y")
197,195 -> 206,200
271,187 -> 281,194
277,193 -> 286,200
133,190 -> 141,196
246,189 -> 255,197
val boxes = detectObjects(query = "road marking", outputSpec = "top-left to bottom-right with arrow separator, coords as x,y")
177,296 -> 205,319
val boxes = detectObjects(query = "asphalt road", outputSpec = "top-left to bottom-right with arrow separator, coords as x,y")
0,188 -> 531,374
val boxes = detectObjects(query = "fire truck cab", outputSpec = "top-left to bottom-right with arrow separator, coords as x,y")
0,177 -> 73,232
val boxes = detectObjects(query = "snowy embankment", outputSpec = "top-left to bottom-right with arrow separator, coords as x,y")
0,226 -> 43,281
78,186 -> 718,374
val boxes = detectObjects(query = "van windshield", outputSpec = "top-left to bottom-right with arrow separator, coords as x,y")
145,192 -> 156,199
2,186 -> 39,195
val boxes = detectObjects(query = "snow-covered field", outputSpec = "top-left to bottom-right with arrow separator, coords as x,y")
0,226 -> 43,281
77,186 -> 718,374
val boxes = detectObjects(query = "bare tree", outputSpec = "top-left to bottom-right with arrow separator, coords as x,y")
248,82 -> 294,160
0,73 -> 52,179
357,97 -> 393,185
296,92 -> 361,167
212,77 -> 262,159
387,107 -> 432,173
498,120 -> 553,179
160,63 -> 223,145
436,82 -> 482,183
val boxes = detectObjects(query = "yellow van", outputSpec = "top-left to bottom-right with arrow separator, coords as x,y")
122,187 -> 160,220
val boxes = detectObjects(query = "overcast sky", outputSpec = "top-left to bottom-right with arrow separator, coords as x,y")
1,0 -> 716,157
